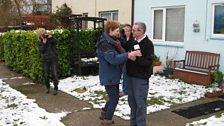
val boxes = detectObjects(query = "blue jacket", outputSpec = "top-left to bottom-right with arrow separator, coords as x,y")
96,32 -> 128,86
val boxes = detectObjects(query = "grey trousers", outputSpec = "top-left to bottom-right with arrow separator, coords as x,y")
127,76 -> 149,126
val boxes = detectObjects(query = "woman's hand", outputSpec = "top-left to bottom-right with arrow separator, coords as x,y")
128,50 -> 142,61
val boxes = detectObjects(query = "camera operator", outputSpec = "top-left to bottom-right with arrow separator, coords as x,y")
37,28 -> 59,95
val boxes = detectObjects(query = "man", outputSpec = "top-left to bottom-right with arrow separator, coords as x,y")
37,28 -> 59,95
126,22 -> 154,126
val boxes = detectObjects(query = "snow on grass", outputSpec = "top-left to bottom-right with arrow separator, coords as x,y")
58,75 -> 208,120
0,79 -> 68,126
186,113 -> 224,126
1,74 -> 224,126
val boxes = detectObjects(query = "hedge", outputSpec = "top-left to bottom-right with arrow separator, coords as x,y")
0,29 -> 100,81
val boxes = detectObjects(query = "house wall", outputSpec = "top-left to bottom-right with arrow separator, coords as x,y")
52,0 -> 132,25
134,0 -> 224,72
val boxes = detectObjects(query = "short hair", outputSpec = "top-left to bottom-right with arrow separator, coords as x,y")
105,20 -> 119,34
134,22 -> 146,34
36,28 -> 46,38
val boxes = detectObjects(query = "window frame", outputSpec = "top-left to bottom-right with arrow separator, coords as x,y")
211,3 -> 224,39
99,10 -> 118,21
152,6 -> 185,42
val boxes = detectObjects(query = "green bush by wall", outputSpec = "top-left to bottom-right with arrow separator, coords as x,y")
0,29 -> 100,81
0,34 -> 4,61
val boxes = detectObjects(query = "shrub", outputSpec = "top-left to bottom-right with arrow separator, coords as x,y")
0,29 -> 100,81
211,70 -> 224,83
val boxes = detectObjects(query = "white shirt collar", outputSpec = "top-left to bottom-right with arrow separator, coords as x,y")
136,34 -> 146,43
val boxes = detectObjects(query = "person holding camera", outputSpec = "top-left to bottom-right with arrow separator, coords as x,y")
37,28 -> 59,95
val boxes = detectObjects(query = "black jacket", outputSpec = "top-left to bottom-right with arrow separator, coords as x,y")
126,36 -> 154,79
38,36 -> 58,62
122,37 -> 135,52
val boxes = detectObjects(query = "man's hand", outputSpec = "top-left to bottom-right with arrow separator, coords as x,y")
131,50 -> 142,57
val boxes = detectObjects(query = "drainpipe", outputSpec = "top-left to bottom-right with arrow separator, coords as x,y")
205,0 -> 208,41
131,0 -> 135,25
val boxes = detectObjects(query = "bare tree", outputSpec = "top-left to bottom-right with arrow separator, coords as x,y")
0,0 -> 18,25
0,0 -> 52,26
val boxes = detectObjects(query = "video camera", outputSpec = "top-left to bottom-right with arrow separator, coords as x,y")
42,34 -> 49,39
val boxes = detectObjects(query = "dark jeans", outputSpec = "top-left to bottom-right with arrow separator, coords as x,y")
103,84 -> 119,120
42,60 -> 58,90
122,64 -> 128,94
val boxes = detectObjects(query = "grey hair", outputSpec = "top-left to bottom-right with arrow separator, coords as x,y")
134,22 -> 146,34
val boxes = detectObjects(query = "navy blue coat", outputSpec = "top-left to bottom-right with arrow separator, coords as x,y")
96,32 -> 128,86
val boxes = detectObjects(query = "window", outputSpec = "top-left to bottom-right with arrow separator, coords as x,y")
99,11 -> 118,21
212,4 -> 224,37
152,7 -> 185,42
82,13 -> 88,29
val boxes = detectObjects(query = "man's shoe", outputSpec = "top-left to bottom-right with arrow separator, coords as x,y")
53,90 -> 58,95
46,89 -> 50,94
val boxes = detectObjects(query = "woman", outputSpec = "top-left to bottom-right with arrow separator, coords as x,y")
119,24 -> 135,97
96,20 -> 141,126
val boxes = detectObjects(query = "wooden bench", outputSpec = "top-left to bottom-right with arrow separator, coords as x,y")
173,51 -> 220,85
74,52 -> 98,66
73,52 -> 98,75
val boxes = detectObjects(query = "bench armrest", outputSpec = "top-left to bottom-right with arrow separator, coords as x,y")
208,64 -> 220,70
174,60 -> 185,68
207,65 -> 220,77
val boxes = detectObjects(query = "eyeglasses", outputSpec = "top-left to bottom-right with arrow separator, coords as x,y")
132,29 -> 141,32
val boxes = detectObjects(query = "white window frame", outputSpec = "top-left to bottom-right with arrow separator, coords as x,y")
211,3 -> 224,39
152,6 -> 185,43
99,10 -> 118,21
152,8 -> 166,42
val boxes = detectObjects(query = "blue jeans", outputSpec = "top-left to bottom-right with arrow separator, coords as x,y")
122,64 -> 128,94
42,60 -> 58,90
128,76 -> 149,126
103,84 -> 119,120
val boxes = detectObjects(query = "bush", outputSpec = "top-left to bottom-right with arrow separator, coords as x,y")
0,34 -> 4,61
3,31 -> 42,80
0,29 -> 100,81
211,70 -> 224,83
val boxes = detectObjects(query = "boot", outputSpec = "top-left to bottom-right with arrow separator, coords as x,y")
46,88 -> 50,94
99,110 -> 114,124
102,120 -> 113,126
99,110 -> 106,120
53,89 -> 58,95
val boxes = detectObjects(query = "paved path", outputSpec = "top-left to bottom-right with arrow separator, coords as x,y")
0,62 -> 223,126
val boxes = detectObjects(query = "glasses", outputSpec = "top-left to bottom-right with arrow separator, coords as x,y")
132,29 -> 141,32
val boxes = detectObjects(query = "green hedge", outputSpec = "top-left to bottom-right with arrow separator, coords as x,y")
53,29 -> 73,77
0,34 -> 4,61
3,31 -> 42,80
0,29 -> 100,81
